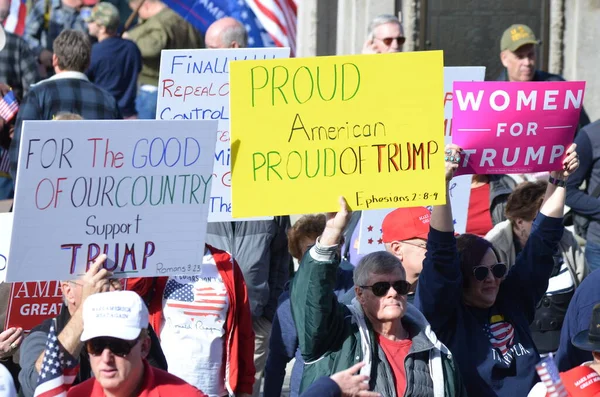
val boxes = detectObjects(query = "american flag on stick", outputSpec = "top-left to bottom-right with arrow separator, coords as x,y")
0,90 -> 19,123
33,324 -> 80,397
536,355 -> 568,397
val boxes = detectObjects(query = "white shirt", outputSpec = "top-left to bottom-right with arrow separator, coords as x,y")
159,249 -> 230,396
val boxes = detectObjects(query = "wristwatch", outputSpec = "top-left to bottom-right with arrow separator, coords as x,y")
548,175 -> 567,187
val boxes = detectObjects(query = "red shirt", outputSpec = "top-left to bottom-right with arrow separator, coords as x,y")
466,182 -> 494,236
67,360 -> 207,397
376,334 -> 412,397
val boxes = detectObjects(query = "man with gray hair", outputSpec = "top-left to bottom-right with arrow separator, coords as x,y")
291,197 -> 466,396
363,14 -> 405,54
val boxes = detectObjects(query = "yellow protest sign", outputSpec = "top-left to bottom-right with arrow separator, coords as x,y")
230,51 -> 446,217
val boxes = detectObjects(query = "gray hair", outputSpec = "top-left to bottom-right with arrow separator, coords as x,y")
353,251 -> 405,286
222,23 -> 248,48
367,14 -> 402,39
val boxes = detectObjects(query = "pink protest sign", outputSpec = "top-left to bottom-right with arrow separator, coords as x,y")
452,81 -> 585,175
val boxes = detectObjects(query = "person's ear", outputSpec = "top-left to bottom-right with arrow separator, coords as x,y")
500,50 -> 510,68
389,241 -> 403,260
140,334 -> 151,358
61,282 -> 75,305
354,285 -> 364,303
52,53 -> 58,69
515,218 -> 525,230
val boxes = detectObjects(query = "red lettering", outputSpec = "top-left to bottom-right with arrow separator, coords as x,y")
162,79 -> 174,97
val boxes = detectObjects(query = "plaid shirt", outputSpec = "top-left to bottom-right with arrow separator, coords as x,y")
23,0 -> 87,56
9,72 -> 121,180
0,32 -> 41,100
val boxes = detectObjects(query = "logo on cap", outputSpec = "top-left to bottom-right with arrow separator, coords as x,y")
510,26 -> 532,42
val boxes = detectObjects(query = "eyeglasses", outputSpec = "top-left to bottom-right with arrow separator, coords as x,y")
360,280 -> 411,297
401,240 -> 427,249
86,337 -> 138,358
376,36 -> 406,47
472,263 -> 507,282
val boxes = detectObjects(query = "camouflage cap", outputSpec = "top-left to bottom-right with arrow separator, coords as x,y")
86,2 -> 120,32
500,24 -> 540,52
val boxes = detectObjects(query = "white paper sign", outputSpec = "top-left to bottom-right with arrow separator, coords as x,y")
357,67 -> 486,255
7,120 -> 218,282
157,47 -> 290,222
0,213 -> 12,282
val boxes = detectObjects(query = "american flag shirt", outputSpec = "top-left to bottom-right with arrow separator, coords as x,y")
480,310 -> 533,367
160,248 -> 229,397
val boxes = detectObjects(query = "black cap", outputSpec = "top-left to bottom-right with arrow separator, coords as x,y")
572,303 -> 600,352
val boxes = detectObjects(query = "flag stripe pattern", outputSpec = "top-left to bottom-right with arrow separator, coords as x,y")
165,280 -> 228,319
0,91 -> 19,123
3,0 -> 26,35
246,0 -> 297,56
485,320 -> 515,356
34,324 -> 80,397
536,355 -> 568,397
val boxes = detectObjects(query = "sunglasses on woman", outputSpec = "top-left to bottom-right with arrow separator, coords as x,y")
376,36 -> 406,46
472,263 -> 508,282
86,337 -> 139,358
360,280 -> 411,297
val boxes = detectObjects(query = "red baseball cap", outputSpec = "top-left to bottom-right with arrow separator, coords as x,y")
560,366 -> 600,397
381,207 -> 430,243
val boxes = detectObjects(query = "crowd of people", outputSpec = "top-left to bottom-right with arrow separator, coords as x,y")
0,2 -> 598,396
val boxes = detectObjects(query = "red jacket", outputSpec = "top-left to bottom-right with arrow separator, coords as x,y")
127,245 -> 256,395
67,360 -> 207,397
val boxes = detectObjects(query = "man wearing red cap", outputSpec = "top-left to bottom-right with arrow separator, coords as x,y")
381,207 -> 431,303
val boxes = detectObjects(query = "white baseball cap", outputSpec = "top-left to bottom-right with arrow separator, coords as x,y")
80,290 -> 149,342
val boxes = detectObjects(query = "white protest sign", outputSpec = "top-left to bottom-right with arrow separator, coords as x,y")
357,66 -> 486,255
445,66 -> 485,233
7,120 -> 218,282
0,212 -> 12,282
157,47 -> 290,222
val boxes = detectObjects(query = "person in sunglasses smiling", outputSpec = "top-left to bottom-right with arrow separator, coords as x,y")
67,290 -> 206,397
416,143 -> 580,397
291,199 -> 466,396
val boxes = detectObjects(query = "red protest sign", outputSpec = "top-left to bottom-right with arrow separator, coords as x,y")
5,281 -> 63,332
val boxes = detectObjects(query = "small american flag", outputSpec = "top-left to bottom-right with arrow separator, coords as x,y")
33,324 -> 80,397
536,355 -> 568,397
165,278 -> 228,320
0,91 -> 19,123
485,315 -> 515,356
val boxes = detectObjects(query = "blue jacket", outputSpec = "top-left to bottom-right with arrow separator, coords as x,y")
416,214 -> 563,396
555,268 -> 600,370
566,121 -> 600,244
263,261 -> 354,397
87,37 -> 142,118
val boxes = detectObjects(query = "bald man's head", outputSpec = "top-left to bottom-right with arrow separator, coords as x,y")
205,17 -> 248,49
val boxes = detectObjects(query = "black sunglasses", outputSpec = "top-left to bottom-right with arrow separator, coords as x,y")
472,263 -> 508,282
360,280 -> 411,297
378,36 -> 406,46
86,337 -> 138,358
